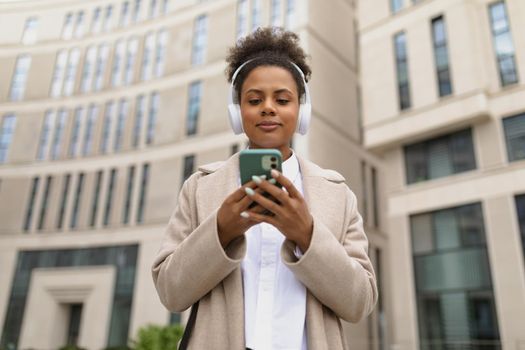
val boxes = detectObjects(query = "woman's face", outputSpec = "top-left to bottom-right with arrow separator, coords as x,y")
239,65 -> 300,156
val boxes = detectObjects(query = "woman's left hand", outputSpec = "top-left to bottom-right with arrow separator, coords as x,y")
242,169 -> 313,252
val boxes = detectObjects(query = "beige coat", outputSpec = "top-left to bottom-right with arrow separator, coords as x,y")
152,153 -> 378,349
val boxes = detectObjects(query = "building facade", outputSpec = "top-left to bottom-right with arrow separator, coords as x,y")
360,0 -> 525,349
0,0 -> 386,349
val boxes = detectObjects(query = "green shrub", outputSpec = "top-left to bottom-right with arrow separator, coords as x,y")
132,324 -> 184,350
57,345 -> 87,350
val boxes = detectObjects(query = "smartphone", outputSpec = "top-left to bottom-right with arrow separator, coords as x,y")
239,149 -> 283,209
239,149 -> 283,186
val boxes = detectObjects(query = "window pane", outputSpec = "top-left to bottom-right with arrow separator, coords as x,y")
503,113 -> 525,162
0,114 -> 17,163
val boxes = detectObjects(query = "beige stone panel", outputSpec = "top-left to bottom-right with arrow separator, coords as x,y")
24,52 -> 55,100
0,178 -> 29,234
8,111 -> 40,164
18,266 -> 116,350
207,4 -> 236,65
365,91 -> 490,151
129,238 -> 172,338
406,19 -> 436,109
0,57 -> 16,103
445,1 -> 491,95
0,11 -> 26,44
382,147 -> 405,194
165,23 -> 193,74
483,195 -> 525,348
358,0 -> 389,32
386,215 -> 419,349
360,34 -> 398,127
307,35 -> 360,143
474,119 -> 506,170
145,158 -> 180,224
488,87 -> 525,122
155,86 -> 186,145
196,146 -> 230,166
199,74 -> 230,136
389,165 -> 525,217
0,248 -> 16,335
308,0 -> 357,70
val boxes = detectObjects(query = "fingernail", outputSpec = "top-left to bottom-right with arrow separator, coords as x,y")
252,175 -> 262,184
271,169 -> 279,178
240,211 -> 249,218
269,178 -> 276,184
260,175 -> 267,180
245,187 -> 255,196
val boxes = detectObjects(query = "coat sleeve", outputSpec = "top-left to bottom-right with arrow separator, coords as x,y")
151,173 -> 247,313
281,185 -> 378,323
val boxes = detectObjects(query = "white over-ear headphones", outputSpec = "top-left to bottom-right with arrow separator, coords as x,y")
227,58 -> 312,135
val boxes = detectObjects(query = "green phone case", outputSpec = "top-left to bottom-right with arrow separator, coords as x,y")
239,149 -> 283,187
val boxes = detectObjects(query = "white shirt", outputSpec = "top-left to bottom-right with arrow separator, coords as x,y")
241,152 -> 308,350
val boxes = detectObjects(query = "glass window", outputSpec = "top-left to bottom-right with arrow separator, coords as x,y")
141,32 -> 155,80
81,46 -> 97,93
146,92 -> 159,145
191,15 -> 208,65
10,54 -> 32,101
405,129 -> 476,184
133,95 -> 145,147
237,0 -> 249,39
133,0 -> 141,22
432,16 -> 452,97
372,166 -> 379,228
100,101 -> 114,154
94,43 -> 109,91
502,112 -> 525,162
62,12 -> 74,39
183,155 -> 195,183
50,50 -> 68,97
74,11 -> 85,38
0,114 -> 17,164
123,166 -> 135,224
37,176 -> 53,230
91,7 -> 102,34
516,195 -> 525,264
22,17 -> 38,44
103,168 -> 117,226
57,174 -> 71,230
37,110 -> 54,160
394,32 -> 411,110
391,0 -> 403,13
114,99 -> 128,151
124,38 -> 139,85
410,203 -> 501,349
136,163 -> 149,223
149,0 -> 159,18
271,0 -> 282,27
285,0 -> 295,29
154,29 -> 168,77
112,40 -> 126,87
489,1 -> 518,86
68,107 -> 83,158
50,109 -> 68,160
186,81 -> 201,136
90,170 -> 103,227
23,177 -> 40,232
251,0 -> 262,31
120,1 -> 131,27
82,104 -> 98,156
103,5 -> 113,31
70,173 -> 85,229
63,48 -> 80,96
161,0 -> 169,14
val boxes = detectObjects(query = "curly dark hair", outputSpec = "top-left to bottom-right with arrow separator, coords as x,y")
225,27 -> 312,103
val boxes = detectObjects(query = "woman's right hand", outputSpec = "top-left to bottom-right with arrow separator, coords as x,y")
217,180 -> 266,248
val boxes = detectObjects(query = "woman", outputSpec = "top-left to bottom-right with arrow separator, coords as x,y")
152,27 -> 377,350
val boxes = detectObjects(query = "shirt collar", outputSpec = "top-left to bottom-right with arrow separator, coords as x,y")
282,150 -> 301,184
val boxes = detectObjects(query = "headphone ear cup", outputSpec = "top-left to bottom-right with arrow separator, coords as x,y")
296,102 -> 311,135
228,104 -> 244,134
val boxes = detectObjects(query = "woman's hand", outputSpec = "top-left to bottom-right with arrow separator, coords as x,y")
242,170 -> 313,252
217,179 -> 269,248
